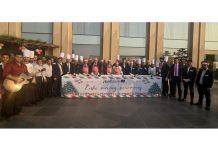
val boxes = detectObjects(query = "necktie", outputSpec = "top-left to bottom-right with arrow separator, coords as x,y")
174,64 -> 178,76
68,63 -> 70,72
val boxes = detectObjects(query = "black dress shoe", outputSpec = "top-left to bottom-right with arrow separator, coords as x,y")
194,102 -> 202,106
181,98 -> 186,101
205,107 -> 210,111
190,101 -> 193,105
177,98 -> 182,101
169,94 -> 176,97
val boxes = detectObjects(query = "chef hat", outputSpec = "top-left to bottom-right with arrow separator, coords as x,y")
23,49 -> 30,57
29,51 -> 35,58
66,54 -> 71,60
152,59 -> 155,64
138,58 -> 141,64
142,58 -> 146,63
117,55 -> 120,60
60,52 -> 65,58
75,55 -> 79,61
79,56 -> 83,61
72,54 -> 75,59
164,56 -> 169,62
94,57 -> 98,61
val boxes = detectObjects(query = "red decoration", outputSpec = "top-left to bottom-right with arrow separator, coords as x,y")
19,46 -> 26,51
36,49 -> 43,55
0,43 -> 4,49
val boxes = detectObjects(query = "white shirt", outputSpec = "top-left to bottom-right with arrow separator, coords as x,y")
43,64 -> 52,77
66,63 -> 71,73
187,67 -> 190,73
25,63 -> 35,75
200,69 -> 207,85
174,63 -> 179,76
34,64 -> 46,80
148,67 -> 156,76
0,63 -> 4,69
57,63 -> 63,75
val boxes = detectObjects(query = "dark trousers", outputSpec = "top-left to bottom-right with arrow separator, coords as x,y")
35,76 -> 46,101
162,77 -> 169,95
23,83 -> 37,105
1,85 -> 27,118
169,79 -> 174,96
197,85 -> 211,107
183,81 -> 194,101
171,76 -> 182,99
46,77 -> 53,97
52,76 -> 61,97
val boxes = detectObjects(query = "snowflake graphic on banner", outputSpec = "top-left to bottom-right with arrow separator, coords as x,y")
148,82 -> 161,95
62,81 -> 78,96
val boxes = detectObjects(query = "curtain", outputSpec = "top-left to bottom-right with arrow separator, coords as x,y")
21,22 -> 53,43
72,22 -> 102,57
119,22 -> 147,57
73,22 -> 101,35
120,22 -> 146,37
164,22 -> 189,53
205,23 -> 218,50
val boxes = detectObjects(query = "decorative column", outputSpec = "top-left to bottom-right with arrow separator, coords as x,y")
147,22 -> 157,61
191,22 -> 200,68
102,22 -> 111,60
8,22 -> 21,37
53,22 -> 72,57
110,22 -> 120,63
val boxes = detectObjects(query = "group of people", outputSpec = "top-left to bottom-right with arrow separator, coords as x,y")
0,49 -> 214,120
159,57 -> 214,111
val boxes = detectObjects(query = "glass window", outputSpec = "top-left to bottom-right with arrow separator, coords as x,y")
164,22 -> 190,54
205,23 -> 218,50
119,22 -> 147,59
72,22 -> 102,58
21,22 -> 53,43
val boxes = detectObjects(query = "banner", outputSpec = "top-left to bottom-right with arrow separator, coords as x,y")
61,75 -> 162,98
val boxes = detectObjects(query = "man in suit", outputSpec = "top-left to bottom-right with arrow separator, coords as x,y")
160,58 -> 170,96
169,57 -> 182,101
136,62 -> 146,75
126,60 -> 137,75
195,61 -> 214,110
181,60 -> 197,104
63,54 -> 73,75
52,57 -> 64,97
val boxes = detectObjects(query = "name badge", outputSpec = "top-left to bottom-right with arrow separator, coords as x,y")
205,75 -> 209,76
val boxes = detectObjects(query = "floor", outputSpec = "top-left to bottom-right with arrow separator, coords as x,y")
0,83 -> 218,128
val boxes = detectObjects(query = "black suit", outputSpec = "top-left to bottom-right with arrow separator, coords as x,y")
63,62 -> 73,74
161,63 -> 170,96
71,63 -> 82,74
52,63 -> 63,97
121,63 -> 128,75
169,63 -> 182,99
181,66 -> 197,102
195,69 -> 214,107
0,64 -> 4,84
136,67 -> 146,75
126,65 -> 137,75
